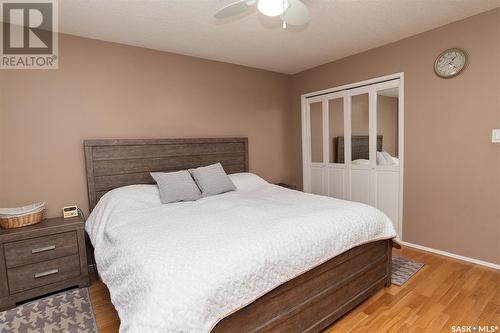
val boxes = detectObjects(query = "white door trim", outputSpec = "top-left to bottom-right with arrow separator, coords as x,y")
301,95 -> 310,191
302,72 -> 404,99
399,241 -> 500,270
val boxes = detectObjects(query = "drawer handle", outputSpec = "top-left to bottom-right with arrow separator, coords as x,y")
34,268 -> 59,279
31,245 -> 56,254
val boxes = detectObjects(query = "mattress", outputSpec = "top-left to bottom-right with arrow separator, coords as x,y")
86,173 -> 396,333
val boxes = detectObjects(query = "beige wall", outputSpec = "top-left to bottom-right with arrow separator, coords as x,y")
0,33 -> 295,217
291,9 -> 500,264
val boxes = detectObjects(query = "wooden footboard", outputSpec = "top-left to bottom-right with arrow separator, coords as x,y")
212,239 -> 392,333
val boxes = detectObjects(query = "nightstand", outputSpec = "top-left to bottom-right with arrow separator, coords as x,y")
0,216 -> 90,311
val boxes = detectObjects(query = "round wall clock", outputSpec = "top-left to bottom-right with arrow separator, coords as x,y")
434,48 -> 468,78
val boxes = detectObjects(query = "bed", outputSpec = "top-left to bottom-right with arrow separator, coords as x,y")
83,138 -> 396,333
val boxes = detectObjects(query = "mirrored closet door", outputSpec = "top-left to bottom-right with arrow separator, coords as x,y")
373,81 -> 401,229
302,76 -> 403,235
306,98 -> 326,195
326,92 -> 348,200
349,87 -> 373,205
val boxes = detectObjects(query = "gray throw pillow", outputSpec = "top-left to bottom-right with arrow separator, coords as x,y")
189,163 -> 236,197
151,170 -> 201,204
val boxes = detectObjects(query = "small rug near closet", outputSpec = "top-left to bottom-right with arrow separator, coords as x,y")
0,288 -> 98,333
392,256 -> 424,286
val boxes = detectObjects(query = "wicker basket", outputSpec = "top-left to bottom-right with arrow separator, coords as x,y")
0,209 -> 45,229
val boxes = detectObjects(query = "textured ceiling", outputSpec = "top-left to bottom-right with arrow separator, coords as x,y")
57,0 -> 500,74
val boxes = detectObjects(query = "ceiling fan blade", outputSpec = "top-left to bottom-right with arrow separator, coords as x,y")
214,0 -> 255,19
281,0 -> 310,26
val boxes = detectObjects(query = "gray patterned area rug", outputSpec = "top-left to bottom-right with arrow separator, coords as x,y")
0,288 -> 98,333
392,256 -> 424,286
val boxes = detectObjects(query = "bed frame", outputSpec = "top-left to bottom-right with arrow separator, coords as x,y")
83,137 -> 392,333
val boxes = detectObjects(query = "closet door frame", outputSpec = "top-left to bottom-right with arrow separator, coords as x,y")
324,91 -> 349,199
303,95 -> 327,195
371,79 -> 404,237
303,91 -> 350,198
347,85 -> 376,206
301,72 -> 405,238
368,79 -> 403,235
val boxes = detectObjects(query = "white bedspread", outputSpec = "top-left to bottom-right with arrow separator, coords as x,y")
86,173 -> 396,333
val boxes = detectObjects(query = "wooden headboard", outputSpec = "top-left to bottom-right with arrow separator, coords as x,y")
84,138 -> 248,211
335,135 -> 383,163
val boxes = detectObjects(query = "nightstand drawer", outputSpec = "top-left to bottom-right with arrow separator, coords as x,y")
4,232 -> 78,268
7,254 -> 81,294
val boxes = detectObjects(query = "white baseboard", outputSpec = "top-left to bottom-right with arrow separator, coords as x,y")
399,241 -> 500,270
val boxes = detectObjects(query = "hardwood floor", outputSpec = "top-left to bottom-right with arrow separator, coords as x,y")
89,246 -> 500,333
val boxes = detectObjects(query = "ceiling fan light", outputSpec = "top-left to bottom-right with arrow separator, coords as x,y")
257,0 -> 289,17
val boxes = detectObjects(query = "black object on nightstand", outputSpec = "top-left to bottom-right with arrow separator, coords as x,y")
0,216 -> 90,311
275,183 -> 298,190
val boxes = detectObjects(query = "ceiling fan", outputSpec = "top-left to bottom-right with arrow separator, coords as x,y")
214,0 -> 310,28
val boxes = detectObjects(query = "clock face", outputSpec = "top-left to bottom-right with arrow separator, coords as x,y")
434,48 -> 468,78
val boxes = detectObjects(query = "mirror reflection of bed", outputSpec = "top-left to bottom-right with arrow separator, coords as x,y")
304,83 -> 401,236
334,135 -> 399,166
333,89 -> 399,166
